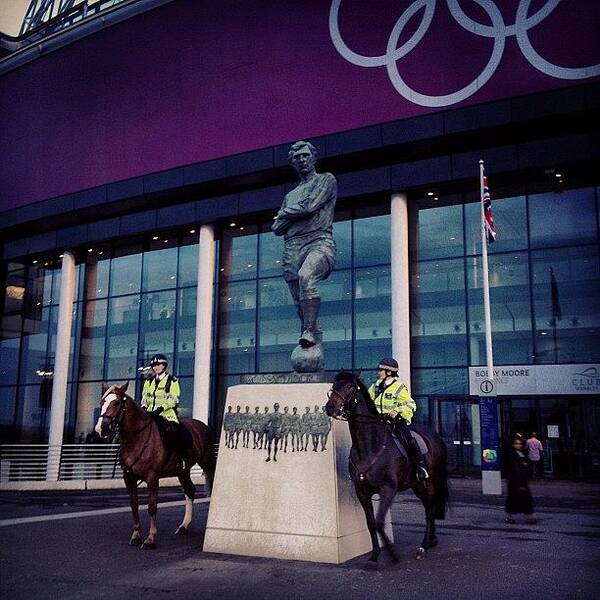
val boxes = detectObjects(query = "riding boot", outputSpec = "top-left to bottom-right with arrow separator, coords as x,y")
299,297 -> 320,348
409,434 -> 429,481
395,420 -> 429,481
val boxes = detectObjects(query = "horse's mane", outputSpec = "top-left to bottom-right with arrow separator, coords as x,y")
334,371 -> 381,417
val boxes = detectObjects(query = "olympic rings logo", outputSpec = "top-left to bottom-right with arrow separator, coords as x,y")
329,0 -> 600,107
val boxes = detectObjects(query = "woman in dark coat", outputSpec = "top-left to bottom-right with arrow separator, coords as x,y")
505,436 -> 536,524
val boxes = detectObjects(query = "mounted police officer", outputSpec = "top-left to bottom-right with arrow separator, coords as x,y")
368,357 -> 429,481
142,354 -> 191,469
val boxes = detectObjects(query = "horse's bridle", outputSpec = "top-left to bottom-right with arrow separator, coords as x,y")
328,383 -> 382,425
327,386 -> 359,421
100,391 -> 127,433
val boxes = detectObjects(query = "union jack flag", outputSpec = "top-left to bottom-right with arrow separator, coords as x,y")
482,175 -> 496,244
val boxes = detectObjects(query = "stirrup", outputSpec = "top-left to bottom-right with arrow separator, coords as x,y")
417,466 -> 429,481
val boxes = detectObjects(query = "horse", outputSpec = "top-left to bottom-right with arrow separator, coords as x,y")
95,382 -> 217,549
325,371 -> 449,568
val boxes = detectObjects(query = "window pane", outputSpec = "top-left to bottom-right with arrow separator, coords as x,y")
258,229 -> 284,279
47,305 -> 59,365
85,255 -> 110,300
411,258 -> 467,367
176,287 -> 197,376
412,367 -> 468,396
257,277 -> 297,372
529,188 -> 597,248
354,266 -> 391,371
16,383 -> 51,443
79,299 -> 108,381
109,253 -> 142,296
416,205 -> 463,260
140,290 -> 176,364
531,246 -> 600,363
0,386 -> 16,427
177,376 -> 193,419
19,306 -> 50,384
0,335 -> 21,385
106,295 -> 139,380
467,253 -> 533,365
3,264 -> 26,313
143,247 -> 178,292
50,269 -> 62,305
178,243 -> 199,288
220,229 -> 258,281
465,195 -> 528,255
320,270 -> 352,371
333,219 -> 352,270
40,268 -> 53,306
354,214 -> 390,267
218,281 -> 256,373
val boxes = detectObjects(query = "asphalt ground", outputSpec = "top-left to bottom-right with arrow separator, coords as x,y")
1,479 -> 599,600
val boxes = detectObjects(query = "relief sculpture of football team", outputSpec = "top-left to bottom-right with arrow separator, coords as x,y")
223,403 -> 331,462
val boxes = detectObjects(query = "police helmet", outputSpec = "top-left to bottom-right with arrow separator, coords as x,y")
378,357 -> 399,372
150,354 -> 168,367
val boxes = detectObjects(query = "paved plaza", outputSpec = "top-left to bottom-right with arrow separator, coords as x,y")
1,479 -> 599,599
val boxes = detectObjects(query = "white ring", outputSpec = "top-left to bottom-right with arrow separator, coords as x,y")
329,0 -> 600,108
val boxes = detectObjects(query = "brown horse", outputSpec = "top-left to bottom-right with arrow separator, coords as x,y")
95,382 -> 216,549
326,372 -> 449,568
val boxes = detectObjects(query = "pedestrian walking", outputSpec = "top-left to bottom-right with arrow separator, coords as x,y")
526,432 -> 544,479
505,435 -> 536,525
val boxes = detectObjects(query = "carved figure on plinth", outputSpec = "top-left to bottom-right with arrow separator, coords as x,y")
272,141 -> 337,372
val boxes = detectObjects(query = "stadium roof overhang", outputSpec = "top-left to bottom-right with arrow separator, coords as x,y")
0,0 -> 174,75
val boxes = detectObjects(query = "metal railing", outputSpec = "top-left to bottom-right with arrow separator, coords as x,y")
0,444 -> 207,482
0,444 -> 121,482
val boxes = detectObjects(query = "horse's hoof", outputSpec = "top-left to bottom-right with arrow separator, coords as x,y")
129,537 -> 143,547
141,540 -> 156,550
365,560 -> 378,571
174,526 -> 188,536
415,546 -> 426,560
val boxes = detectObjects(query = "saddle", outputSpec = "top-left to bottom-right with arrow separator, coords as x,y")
391,429 -> 429,458
149,413 -> 193,454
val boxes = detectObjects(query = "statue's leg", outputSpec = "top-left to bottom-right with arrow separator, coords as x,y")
298,247 -> 334,347
283,242 -> 303,333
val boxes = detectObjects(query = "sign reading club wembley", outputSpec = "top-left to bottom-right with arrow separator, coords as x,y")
0,0 -> 598,210
469,365 -> 600,396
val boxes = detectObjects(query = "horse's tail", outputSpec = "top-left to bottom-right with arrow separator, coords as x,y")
434,439 -> 450,520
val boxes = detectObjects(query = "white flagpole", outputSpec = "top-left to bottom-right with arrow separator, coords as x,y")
479,160 -> 494,382
479,159 -> 500,495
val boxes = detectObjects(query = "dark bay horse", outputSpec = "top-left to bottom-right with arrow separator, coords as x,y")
95,382 -> 216,549
326,372 -> 449,568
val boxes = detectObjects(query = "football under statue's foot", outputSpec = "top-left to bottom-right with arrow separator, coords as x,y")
299,329 -> 317,348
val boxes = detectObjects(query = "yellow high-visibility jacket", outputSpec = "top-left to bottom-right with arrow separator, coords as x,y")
368,377 -> 416,424
142,374 -> 180,423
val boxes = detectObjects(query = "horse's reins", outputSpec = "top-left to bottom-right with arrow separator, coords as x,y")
101,391 -> 154,475
330,383 -> 395,482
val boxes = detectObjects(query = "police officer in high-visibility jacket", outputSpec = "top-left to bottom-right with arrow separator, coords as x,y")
368,357 -> 429,481
142,354 -> 189,468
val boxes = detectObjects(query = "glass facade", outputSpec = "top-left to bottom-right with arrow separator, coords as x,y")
410,187 -> 600,400
1,185 -> 599,466
0,232 -> 199,442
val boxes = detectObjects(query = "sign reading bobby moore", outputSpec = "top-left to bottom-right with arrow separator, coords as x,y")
469,364 -> 600,396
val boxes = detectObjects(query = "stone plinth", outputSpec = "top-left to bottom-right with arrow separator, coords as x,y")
203,383 -> 379,563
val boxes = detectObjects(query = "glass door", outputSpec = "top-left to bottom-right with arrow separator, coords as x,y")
434,396 -> 479,477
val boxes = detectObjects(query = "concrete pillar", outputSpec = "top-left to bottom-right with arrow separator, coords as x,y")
46,251 -> 76,480
193,225 -> 215,425
390,193 -> 411,385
